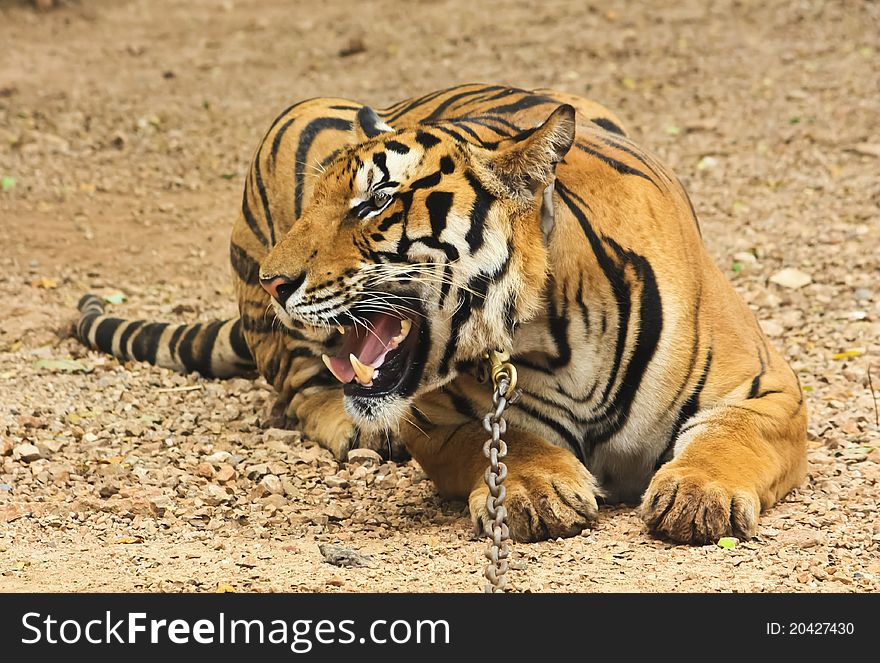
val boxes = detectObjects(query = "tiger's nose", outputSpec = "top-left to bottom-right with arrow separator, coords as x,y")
260,273 -> 305,307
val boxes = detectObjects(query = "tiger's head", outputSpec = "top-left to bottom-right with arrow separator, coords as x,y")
259,104 -> 575,431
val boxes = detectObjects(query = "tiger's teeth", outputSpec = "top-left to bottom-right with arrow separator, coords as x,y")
399,319 -> 412,338
336,325 -> 346,335
349,353 -> 375,385
322,354 -> 349,384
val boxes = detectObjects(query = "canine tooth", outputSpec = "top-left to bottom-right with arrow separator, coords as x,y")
399,319 -> 412,338
349,353 -> 375,385
322,354 -> 348,383
336,325 -> 346,335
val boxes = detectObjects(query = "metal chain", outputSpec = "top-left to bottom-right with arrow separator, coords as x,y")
481,349 -> 519,593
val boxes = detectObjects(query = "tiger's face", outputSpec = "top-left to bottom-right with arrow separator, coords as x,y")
259,105 -> 575,430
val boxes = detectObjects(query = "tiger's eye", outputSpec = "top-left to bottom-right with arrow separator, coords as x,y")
372,191 -> 391,207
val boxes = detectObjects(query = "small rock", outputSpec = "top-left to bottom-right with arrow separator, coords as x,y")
347,448 -> 382,467
778,529 -> 825,549
259,474 -> 283,495
215,464 -> 236,483
326,577 -> 344,587
13,443 -> 42,463
852,143 -> 880,158
99,484 -> 119,498
202,484 -> 230,506
264,428 -> 300,444
195,462 -> 215,479
760,320 -> 784,338
246,463 -> 270,479
204,451 -> 232,464
1,439 -> 13,456
261,494 -> 287,509
325,505 -> 347,520
733,251 -> 758,265
318,544 -> 372,568
325,476 -> 349,489
149,496 -> 174,517
769,268 -> 812,290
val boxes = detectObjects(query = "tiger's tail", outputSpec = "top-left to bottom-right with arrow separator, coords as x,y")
75,294 -> 256,379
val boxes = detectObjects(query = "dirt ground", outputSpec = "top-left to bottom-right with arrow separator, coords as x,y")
1,0 -> 878,593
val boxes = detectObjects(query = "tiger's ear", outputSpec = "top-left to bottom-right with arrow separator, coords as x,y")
353,106 -> 394,142
486,104 -> 576,196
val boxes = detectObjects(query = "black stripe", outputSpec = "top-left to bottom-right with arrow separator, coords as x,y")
175,324 -> 203,374
194,320 -> 225,377
414,130 -> 441,149
377,211 -> 403,232
241,186 -> 269,248
117,320 -> 145,361
372,151 -> 389,182
445,120 -> 485,143
253,145 -> 276,246
229,319 -> 253,361
408,169 -> 442,191
430,125 -> 470,144
748,347 -> 767,399
270,117 -> 295,168
94,318 -> 122,353
422,86 -> 504,122
591,117 -> 626,136
556,183 -> 665,445
438,291 -> 472,376
167,324 -> 187,363
484,93 -> 558,116
464,170 -> 494,253
383,88 -> 452,124
229,243 -> 261,285
599,135 -> 666,187
547,294 -> 572,368
384,140 -> 410,154
445,388 -> 478,419
426,190 -> 453,237
294,117 -> 353,218
658,349 -> 714,469
131,322 -> 170,365
515,398 -> 587,465
574,141 -> 659,189
438,263 -> 453,309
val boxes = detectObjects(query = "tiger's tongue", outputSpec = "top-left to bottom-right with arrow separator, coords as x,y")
326,314 -> 403,384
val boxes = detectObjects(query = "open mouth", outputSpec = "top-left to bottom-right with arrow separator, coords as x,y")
321,310 -> 424,398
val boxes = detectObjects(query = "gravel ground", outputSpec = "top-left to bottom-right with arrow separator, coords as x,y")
1,0 -> 878,592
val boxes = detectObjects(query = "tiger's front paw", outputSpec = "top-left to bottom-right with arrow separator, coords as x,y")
469,458 -> 599,543
640,464 -> 760,544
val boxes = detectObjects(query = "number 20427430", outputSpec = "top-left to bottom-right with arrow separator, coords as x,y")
766,622 -> 854,635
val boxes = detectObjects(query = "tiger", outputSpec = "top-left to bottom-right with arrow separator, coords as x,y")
76,83 -> 807,544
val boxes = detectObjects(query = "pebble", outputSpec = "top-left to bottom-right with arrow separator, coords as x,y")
769,268 -> 812,290
215,464 -> 236,483
318,544 -> 373,568
13,444 -> 42,463
347,449 -> 382,466
258,474 -> 283,495
325,476 -> 349,489
195,462 -> 215,479
204,451 -> 232,464
777,529 -> 826,549
760,320 -> 784,337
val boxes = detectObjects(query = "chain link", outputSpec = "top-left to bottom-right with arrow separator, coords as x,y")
481,350 -> 519,593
